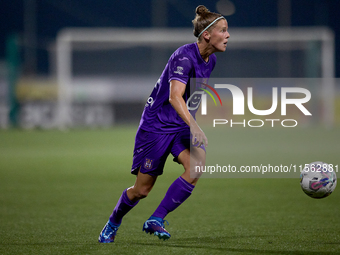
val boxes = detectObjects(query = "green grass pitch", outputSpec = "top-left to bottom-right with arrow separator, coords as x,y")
0,126 -> 339,254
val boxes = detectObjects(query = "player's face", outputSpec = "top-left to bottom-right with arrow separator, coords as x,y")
209,19 -> 229,52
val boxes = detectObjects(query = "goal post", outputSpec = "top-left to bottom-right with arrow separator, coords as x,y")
56,27 -> 335,128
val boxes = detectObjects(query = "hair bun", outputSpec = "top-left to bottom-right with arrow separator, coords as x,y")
195,5 -> 209,16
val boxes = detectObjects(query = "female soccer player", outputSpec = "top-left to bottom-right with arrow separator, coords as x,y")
99,5 -> 229,242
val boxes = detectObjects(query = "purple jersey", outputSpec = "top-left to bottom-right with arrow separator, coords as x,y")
139,43 -> 216,133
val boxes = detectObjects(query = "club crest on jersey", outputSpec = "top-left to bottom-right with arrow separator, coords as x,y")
174,66 -> 184,75
144,158 -> 153,169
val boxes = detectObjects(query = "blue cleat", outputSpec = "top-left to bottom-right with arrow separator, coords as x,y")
142,216 -> 171,240
98,221 -> 120,243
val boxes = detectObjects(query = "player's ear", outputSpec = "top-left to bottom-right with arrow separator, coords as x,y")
202,31 -> 211,41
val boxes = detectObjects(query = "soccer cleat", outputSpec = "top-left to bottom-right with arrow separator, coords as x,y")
98,221 -> 120,243
142,216 -> 171,240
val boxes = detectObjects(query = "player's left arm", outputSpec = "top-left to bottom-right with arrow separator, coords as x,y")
169,79 -> 208,147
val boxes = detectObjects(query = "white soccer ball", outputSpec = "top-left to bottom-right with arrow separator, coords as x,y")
300,161 -> 337,199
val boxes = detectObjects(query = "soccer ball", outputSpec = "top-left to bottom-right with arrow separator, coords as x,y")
300,161 -> 337,199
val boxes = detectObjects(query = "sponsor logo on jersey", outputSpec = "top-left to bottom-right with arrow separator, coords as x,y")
145,97 -> 154,107
174,66 -> 184,75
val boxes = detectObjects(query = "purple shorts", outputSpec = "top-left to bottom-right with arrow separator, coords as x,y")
131,128 -> 205,176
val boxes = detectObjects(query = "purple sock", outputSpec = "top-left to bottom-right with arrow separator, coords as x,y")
152,176 -> 195,219
109,189 -> 139,226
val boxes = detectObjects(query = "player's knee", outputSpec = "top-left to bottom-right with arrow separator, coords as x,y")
188,158 -> 205,179
134,188 -> 150,200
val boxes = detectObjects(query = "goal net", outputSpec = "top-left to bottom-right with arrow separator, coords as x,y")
55,27 -> 335,128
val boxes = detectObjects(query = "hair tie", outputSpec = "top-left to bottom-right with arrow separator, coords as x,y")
198,16 -> 225,38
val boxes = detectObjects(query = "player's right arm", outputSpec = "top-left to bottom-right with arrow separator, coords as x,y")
169,79 -> 208,147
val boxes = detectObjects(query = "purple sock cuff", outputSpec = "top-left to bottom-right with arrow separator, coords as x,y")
179,176 -> 195,191
122,189 -> 139,207
151,176 -> 195,219
109,189 -> 139,226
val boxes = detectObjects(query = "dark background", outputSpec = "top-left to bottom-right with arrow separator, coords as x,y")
1,0 -> 339,76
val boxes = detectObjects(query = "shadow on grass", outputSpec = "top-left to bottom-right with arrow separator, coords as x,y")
1,236 -> 339,255
132,235 -> 340,255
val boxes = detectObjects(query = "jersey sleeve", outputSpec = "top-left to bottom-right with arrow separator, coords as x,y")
168,54 -> 193,85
